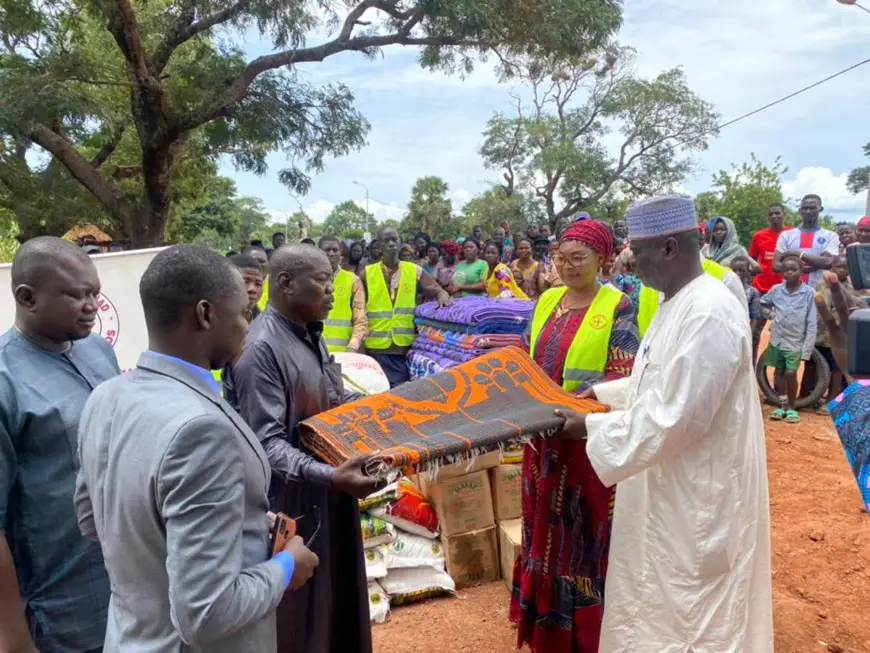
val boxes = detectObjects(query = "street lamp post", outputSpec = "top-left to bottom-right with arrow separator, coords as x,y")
352,180 -> 370,216
836,0 -> 870,13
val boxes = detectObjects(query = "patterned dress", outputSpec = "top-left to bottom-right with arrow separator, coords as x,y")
511,295 -> 638,653
829,380 -> 870,514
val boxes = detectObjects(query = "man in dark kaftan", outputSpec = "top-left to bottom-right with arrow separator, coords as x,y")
226,244 -> 382,653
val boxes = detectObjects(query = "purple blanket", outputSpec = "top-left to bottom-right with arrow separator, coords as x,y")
416,296 -> 533,327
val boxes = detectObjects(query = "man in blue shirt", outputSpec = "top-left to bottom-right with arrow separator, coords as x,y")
0,237 -> 120,653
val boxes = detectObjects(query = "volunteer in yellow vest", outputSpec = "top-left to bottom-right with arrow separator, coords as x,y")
361,226 -> 450,388
319,235 -> 368,353
636,240 -> 747,337
511,219 -> 639,653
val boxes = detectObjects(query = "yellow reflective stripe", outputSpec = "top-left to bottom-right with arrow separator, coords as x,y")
364,262 -> 418,349
530,285 -> 621,392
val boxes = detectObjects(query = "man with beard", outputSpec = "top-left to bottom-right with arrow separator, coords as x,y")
362,226 -> 450,387
227,244 -> 382,653
556,196 -> 773,653
320,236 -> 367,353
1,237 -> 120,653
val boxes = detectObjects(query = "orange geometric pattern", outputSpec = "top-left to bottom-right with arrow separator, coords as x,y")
300,347 -> 608,476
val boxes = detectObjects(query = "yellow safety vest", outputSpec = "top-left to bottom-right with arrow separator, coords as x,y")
529,284 -> 623,392
637,258 -> 730,337
324,269 -> 355,353
364,262 -> 418,349
257,275 -> 269,313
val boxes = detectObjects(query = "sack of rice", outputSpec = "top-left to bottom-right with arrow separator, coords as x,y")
371,478 -> 439,538
365,545 -> 388,582
368,580 -> 391,624
386,532 -> 446,571
361,512 -> 396,549
380,566 -> 455,606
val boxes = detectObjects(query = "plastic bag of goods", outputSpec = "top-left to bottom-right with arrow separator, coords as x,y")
361,512 -> 396,549
333,352 -> 391,396
501,442 -> 524,464
359,483 -> 399,512
365,545 -> 388,582
370,478 -> 439,539
368,581 -> 391,624
386,531 -> 446,571
380,566 -> 455,606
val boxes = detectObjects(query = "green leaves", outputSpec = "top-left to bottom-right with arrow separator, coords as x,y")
697,154 -> 789,245
402,175 -> 458,241
479,48 -> 718,224
322,200 -> 377,242
1,0 -> 626,246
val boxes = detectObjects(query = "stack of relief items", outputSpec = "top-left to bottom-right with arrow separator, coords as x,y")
408,296 -> 533,379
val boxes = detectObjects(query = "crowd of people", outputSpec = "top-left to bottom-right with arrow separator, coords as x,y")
1,191 -> 868,653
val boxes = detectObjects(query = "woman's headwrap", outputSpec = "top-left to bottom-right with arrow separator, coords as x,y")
441,240 -> 460,256
858,215 -> 870,227
559,219 -> 615,259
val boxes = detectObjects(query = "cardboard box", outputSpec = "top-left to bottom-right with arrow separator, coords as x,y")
489,464 -> 522,522
499,518 -> 522,591
419,470 -> 495,537
443,526 -> 500,589
427,450 -> 502,480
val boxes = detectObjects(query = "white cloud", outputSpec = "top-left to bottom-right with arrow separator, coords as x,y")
449,188 -> 473,208
230,0 -> 870,225
267,187 -> 476,231
781,167 -> 864,210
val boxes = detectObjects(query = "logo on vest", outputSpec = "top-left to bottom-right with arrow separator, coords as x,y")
589,314 -> 607,329
335,285 -> 348,297
401,283 -> 412,294
95,293 -> 120,347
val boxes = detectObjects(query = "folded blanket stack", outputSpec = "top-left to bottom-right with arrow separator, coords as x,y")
408,297 -> 532,379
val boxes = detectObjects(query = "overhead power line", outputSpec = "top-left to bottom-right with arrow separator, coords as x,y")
713,57 -> 870,134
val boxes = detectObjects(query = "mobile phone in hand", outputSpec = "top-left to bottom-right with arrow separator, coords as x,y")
270,513 -> 296,556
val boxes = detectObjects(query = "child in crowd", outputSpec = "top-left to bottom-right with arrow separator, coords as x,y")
813,255 -> 857,413
730,255 -> 767,362
760,253 -> 817,423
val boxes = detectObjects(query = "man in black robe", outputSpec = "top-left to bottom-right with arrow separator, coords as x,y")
226,244 -> 382,653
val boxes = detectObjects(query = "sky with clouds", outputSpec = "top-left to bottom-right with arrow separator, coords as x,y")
218,0 -> 870,228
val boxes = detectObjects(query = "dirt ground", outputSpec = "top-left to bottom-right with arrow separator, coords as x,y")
373,409 -> 870,653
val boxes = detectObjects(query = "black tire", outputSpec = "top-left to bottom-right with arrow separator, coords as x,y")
755,346 -> 831,409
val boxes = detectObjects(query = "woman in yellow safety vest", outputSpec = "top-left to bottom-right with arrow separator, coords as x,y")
511,219 -> 639,653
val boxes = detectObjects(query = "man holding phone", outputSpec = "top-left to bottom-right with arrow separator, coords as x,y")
76,245 -> 318,652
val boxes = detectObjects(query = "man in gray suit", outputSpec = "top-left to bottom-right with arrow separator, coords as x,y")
75,245 -> 318,652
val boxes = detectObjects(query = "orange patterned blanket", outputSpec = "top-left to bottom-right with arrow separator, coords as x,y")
299,347 -> 608,478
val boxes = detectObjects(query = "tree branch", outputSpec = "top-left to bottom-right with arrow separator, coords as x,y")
178,28 -> 485,132
90,124 -> 128,169
27,123 -> 136,233
153,0 -> 254,71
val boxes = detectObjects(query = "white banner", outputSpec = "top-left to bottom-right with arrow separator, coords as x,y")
0,248 -> 163,371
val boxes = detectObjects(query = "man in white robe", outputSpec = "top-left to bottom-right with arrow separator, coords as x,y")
556,196 -> 773,653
